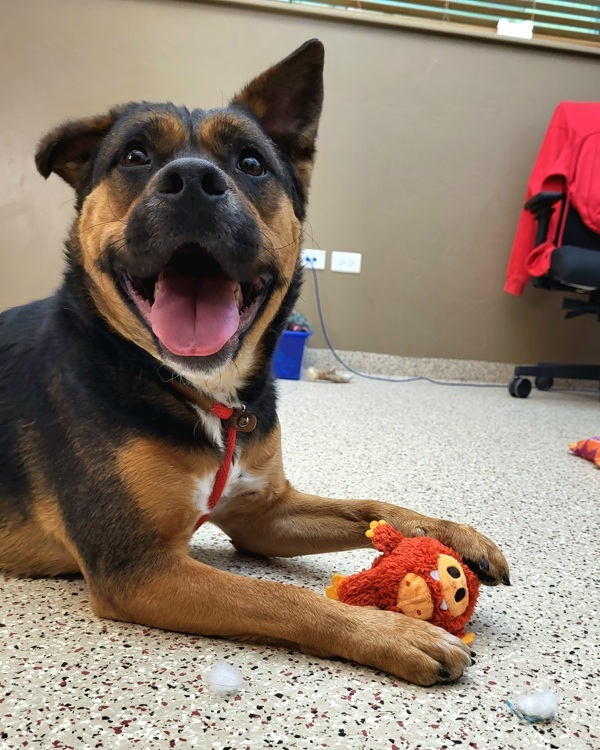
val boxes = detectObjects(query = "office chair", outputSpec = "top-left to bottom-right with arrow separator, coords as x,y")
505,102 -> 600,398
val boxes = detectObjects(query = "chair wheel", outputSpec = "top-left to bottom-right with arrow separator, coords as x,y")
535,375 -> 554,391
509,376 -> 532,398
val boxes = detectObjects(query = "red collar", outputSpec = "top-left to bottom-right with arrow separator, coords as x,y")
169,380 -> 257,530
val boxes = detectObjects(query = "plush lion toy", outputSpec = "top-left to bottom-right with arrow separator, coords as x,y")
326,521 -> 480,643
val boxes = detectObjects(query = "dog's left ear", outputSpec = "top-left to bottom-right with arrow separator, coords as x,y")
231,39 -> 324,195
35,106 -> 125,193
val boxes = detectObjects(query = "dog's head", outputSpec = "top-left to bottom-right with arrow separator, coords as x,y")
36,40 -> 324,387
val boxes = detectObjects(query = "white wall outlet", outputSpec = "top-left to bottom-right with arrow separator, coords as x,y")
331,251 -> 362,274
301,249 -> 326,270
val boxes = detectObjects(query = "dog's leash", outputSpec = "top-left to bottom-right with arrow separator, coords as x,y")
169,380 -> 257,530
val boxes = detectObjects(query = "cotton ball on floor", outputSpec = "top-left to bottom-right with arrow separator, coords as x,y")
208,661 -> 244,695
508,689 -> 558,723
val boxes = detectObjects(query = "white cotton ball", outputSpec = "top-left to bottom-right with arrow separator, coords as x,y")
208,661 -> 244,695
513,689 -> 558,721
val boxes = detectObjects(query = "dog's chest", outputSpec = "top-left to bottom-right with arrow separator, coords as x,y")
192,460 -> 266,516
190,408 -> 266,516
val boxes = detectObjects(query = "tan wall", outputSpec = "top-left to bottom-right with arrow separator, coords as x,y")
1,0 -> 600,364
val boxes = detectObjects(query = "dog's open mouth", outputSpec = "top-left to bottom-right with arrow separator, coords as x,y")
122,244 -> 271,357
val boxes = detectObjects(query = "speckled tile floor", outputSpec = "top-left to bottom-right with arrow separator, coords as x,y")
1,378 -> 599,749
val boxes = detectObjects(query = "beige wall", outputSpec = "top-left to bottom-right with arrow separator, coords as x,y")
1,0 -> 600,364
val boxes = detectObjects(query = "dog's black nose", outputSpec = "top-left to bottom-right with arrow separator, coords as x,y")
156,158 -> 229,199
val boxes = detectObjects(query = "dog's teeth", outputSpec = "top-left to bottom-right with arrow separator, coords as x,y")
234,284 -> 243,308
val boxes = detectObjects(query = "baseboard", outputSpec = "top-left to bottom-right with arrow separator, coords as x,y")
304,348 -> 598,388
304,348 -> 515,384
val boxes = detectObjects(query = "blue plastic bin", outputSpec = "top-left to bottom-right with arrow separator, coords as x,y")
273,330 -> 311,380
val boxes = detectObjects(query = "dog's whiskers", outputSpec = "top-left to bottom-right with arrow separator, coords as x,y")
79,219 -> 124,236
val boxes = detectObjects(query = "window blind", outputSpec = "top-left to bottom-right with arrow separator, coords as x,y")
269,0 -> 600,45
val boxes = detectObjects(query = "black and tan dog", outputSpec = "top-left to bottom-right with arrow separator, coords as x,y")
0,41 -> 509,686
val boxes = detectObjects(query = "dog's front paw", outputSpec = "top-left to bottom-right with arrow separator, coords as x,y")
420,520 -> 510,586
344,609 -> 473,686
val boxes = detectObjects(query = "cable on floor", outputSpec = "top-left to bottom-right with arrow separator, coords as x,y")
305,260 -> 598,394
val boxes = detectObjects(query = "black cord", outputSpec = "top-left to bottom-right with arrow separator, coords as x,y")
306,260 -> 598,393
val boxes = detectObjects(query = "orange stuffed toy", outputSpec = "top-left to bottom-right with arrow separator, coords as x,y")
569,436 -> 600,467
326,521 -> 480,643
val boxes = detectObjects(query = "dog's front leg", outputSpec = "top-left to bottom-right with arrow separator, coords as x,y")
89,553 -> 472,686
213,486 -> 510,586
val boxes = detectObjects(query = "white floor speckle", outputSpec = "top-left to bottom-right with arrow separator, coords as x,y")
1,378 -> 599,749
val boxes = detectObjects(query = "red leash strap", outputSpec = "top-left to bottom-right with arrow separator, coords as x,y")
194,403 -> 245,531
167,378 -> 258,532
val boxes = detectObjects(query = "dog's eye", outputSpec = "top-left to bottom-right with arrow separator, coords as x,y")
237,151 -> 266,177
122,147 -> 151,168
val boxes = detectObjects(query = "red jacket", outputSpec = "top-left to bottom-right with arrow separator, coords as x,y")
505,101 -> 600,295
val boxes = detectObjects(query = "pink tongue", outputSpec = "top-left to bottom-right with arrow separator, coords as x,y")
150,267 -> 240,356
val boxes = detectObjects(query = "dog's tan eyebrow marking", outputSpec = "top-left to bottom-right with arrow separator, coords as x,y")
115,112 -> 190,154
151,114 -> 190,151
196,113 -> 265,157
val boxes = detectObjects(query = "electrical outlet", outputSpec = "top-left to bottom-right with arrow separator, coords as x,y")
301,249 -> 326,270
331,251 -> 362,274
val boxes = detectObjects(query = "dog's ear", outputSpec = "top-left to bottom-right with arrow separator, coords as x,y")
35,107 -> 125,192
231,39 -> 324,194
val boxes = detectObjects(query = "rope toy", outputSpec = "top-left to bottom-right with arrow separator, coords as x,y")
326,521 -> 480,642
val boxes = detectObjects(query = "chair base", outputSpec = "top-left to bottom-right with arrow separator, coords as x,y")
509,364 -> 600,398
561,296 -> 600,320
531,284 -> 600,320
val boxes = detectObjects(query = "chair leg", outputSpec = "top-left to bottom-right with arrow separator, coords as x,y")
508,363 -> 600,398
